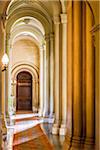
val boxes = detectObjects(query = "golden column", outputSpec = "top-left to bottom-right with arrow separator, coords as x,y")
59,13 -> 67,136
0,16 -> 3,147
64,2 -> 73,148
0,14 -> 8,148
85,4 -> 95,149
72,1 -> 82,148
52,16 -> 60,134
64,1 -> 83,149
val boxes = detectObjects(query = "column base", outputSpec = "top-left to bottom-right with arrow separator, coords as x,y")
43,111 -> 49,118
2,115 -> 7,135
32,106 -> 38,113
59,124 -> 67,135
49,112 -> 54,118
38,109 -> 43,117
84,137 -> 95,150
71,136 -> 82,150
64,135 -> 95,150
63,134 -> 72,150
52,123 -> 59,135
63,135 -> 83,150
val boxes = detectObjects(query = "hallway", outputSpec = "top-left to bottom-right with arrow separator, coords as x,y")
0,0 -> 99,150
6,113 -> 64,150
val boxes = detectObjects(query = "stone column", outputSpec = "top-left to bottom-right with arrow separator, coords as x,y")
49,33 -> 54,118
0,18 -> 2,147
11,80 -> 15,106
5,33 -> 10,116
33,80 -> 39,113
33,80 -> 36,112
13,80 -> 16,113
85,4 -> 95,149
36,81 -> 39,112
59,13 -> 67,136
0,15 -> 7,145
90,24 -> 100,150
71,2 -> 82,148
64,2 -> 73,148
9,80 -> 15,124
64,2 -> 83,149
43,35 -> 50,117
39,45 -> 44,116
52,16 -> 60,134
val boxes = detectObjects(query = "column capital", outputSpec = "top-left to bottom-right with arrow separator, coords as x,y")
53,16 -> 60,24
60,13 -> 67,24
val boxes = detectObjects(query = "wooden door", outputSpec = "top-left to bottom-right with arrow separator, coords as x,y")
16,71 -> 32,111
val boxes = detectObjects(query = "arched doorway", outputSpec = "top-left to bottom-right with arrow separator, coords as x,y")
16,71 -> 32,111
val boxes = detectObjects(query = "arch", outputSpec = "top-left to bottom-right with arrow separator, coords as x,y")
6,0 -> 52,25
10,24 -> 43,46
12,34 -> 40,48
6,7 -> 52,34
11,62 -> 39,80
85,1 -> 95,25
16,71 -> 32,111
11,63 -> 39,113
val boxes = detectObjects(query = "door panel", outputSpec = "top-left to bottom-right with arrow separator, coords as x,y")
16,71 -> 32,111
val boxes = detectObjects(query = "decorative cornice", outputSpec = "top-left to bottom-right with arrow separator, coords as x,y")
90,24 -> 100,33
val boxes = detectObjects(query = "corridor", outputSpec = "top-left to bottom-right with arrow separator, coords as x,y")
0,0 -> 99,150
6,113 -> 64,150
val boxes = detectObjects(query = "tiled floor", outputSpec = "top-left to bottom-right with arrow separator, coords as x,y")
5,113 -> 65,150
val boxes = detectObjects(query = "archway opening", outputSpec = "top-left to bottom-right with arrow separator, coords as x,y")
16,71 -> 32,112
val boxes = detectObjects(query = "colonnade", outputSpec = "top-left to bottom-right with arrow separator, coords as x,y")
64,1 -> 95,149
39,13 -> 67,136
0,1 -> 99,149
39,3 -> 96,150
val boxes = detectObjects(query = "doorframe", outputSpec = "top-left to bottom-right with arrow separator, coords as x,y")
11,63 -> 39,113
16,71 -> 32,111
